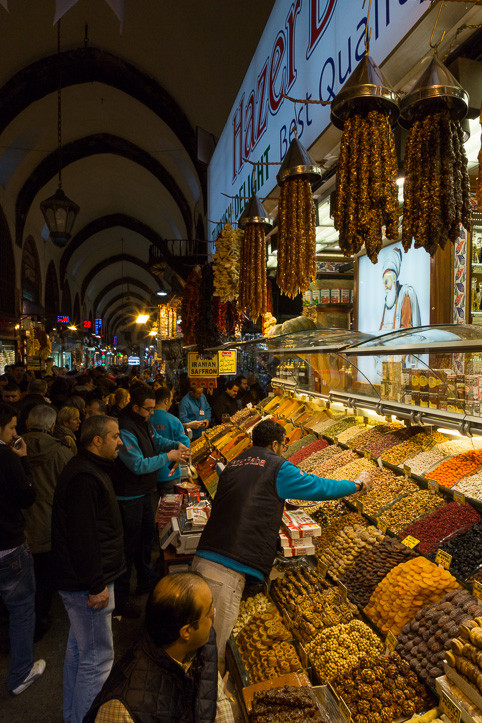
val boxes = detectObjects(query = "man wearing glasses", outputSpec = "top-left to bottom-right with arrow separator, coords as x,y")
193,419 -> 373,671
112,387 -> 190,618
84,572 -> 233,723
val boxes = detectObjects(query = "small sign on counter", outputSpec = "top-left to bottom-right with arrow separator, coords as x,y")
401,535 -> 420,549
385,630 -> 397,653
440,689 -> 461,723
435,549 -> 452,570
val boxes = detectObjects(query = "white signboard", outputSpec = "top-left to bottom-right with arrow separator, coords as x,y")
208,0 -> 428,241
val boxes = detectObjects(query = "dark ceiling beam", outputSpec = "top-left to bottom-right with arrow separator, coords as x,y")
81,253 -> 157,301
16,134 -> 193,247
62,214 -> 168,281
0,46 -> 204,191
93,277 -> 155,316
98,291 -> 150,319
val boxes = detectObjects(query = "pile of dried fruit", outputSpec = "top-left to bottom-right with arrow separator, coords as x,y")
402,105 -> 471,255
426,449 -> 482,488
400,501 -> 481,555
277,176 -> 317,297
365,556 -> 460,635
238,222 -> 268,322
316,522 -> 384,580
213,223 -> 243,301
438,520 -> 482,580
334,109 -> 399,262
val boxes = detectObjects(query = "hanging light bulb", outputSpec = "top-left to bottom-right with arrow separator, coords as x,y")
40,20 -> 79,247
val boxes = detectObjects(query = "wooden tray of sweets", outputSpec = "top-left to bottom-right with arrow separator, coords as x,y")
242,671 -> 311,713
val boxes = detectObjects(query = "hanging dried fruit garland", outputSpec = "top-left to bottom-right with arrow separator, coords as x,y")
276,176 -> 317,297
195,263 -> 221,353
402,103 -> 471,254
334,108 -> 399,262
180,267 -> 201,344
238,223 -> 268,322
213,223 -> 243,302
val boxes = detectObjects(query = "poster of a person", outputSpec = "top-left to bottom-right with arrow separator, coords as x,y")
379,247 -> 421,331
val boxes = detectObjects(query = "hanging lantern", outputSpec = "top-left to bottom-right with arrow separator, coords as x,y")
40,188 -> 80,248
400,56 -> 471,255
276,138 -> 321,298
238,194 -> 273,322
331,56 -> 400,262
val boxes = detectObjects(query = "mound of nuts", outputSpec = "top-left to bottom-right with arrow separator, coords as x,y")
305,619 -> 383,683
365,556 -> 460,636
330,457 -> 376,482
332,651 -> 433,722
381,489 -> 445,534
352,472 -> 417,516
396,588 -> 482,689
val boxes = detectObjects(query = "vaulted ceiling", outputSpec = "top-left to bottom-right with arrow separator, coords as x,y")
0,0 -> 275,339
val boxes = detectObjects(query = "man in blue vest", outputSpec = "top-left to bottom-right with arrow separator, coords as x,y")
151,385 -> 190,494
179,382 -> 212,440
192,419 -> 373,670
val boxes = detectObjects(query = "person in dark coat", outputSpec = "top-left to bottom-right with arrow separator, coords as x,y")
15,378 -> 50,435
211,379 -> 239,424
85,572 -> 233,723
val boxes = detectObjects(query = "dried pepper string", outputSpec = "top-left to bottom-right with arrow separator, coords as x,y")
238,223 -> 268,322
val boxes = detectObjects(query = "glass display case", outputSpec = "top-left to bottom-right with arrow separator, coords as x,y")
469,211 -> 482,325
232,324 -> 482,435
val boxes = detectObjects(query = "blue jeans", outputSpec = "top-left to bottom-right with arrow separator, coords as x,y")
0,542 -> 36,691
59,584 -> 115,723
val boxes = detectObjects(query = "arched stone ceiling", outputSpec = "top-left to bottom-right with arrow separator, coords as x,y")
82,258 -> 160,307
93,277 -> 156,317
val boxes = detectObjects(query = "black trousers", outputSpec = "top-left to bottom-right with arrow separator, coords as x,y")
114,494 -> 155,606
32,551 -> 55,629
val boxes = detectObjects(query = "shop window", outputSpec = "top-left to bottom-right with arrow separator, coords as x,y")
21,236 -> 41,304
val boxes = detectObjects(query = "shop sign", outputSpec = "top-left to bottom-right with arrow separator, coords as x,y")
95,318 -> 103,336
26,356 -> 42,370
57,315 -> 70,324
218,350 -> 237,375
208,0 -> 428,240
188,352 -> 219,377
83,320 -> 92,329
127,356 -> 140,365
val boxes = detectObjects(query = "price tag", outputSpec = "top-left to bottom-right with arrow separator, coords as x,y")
338,696 -> 352,722
355,499 -> 364,513
401,535 -> 420,549
317,560 -> 328,579
377,518 -> 388,534
440,689 -> 461,723
435,549 -> 452,570
453,490 -> 466,505
298,643 -> 309,668
337,581 -> 348,603
385,630 -> 397,653
364,450 -> 371,460
427,479 -> 439,492
403,464 -> 411,478
473,580 -> 482,600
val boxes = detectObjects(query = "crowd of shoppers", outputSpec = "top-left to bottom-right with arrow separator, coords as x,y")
0,361 -> 364,722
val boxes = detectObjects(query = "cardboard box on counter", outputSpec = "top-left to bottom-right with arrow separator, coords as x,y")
282,510 -> 321,539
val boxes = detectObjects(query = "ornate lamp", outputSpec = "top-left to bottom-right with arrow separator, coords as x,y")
40,20 -> 79,247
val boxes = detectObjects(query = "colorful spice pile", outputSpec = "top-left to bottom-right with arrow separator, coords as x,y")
312,449 -> 358,478
305,619 -> 384,683
322,416 -> 360,438
381,489 -> 445,534
396,588 -> 482,688
287,439 -> 328,466
365,556 -> 460,636
400,501 -> 481,555
340,537 -> 418,610
427,449 -> 482,488
337,423 -> 373,443
347,424 -> 392,450
331,457 -> 375,482
276,176 -> 317,298
332,652 -> 433,721
283,434 -> 317,459
438,521 -> 482,580
366,427 -> 422,459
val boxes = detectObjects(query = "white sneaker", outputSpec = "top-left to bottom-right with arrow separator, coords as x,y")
11,659 -> 46,695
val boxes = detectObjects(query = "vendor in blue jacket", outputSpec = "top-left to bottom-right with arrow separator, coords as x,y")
192,419 -> 373,671
112,386 -> 190,617
151,385 -> 190,494
178,383 -> 212,440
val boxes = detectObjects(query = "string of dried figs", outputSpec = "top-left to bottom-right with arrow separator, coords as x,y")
402,102 -> 471,254
276,175 -> 317,298
238,222 -> 268,321
334,108 -> 399,262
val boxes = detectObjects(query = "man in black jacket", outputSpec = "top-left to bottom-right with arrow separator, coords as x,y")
0,403 -> 46,695
85,572 -> 233,723
52,414 -> 125,723
113,387 -> 190,618
211,379 -> 239,424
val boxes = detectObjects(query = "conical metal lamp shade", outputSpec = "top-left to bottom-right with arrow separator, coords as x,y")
400,56 -> 469,124
277,138 -> 322,185
238,194 -> 273,231
330,55 -> 399,130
